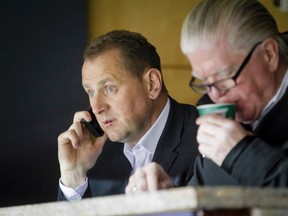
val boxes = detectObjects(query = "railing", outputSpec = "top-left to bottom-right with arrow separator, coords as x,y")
1,187 -> 288,216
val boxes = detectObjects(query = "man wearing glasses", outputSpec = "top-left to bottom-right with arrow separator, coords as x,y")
126,0 -> 288,192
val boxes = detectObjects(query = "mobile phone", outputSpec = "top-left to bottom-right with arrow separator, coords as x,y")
81,108 -> 104,137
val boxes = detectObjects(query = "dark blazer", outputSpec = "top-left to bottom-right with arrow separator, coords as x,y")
58,96 -> 199,199
190,87 -> 288,187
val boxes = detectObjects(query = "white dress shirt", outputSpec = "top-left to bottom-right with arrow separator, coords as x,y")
123,99 -> 170,174
59,99 -> 170,200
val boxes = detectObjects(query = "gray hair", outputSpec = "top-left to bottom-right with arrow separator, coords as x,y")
181,0 -> 288,64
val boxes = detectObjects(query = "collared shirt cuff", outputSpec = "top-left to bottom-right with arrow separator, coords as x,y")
59,177 -> 88,201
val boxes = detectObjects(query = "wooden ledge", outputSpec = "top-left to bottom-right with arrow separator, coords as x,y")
1,187 -> 288,216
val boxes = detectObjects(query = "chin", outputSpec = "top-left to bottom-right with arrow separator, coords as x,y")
108,132 -> 130,143
235,113 -> 246,123
106,132 -> 120,142
236,113 -> 254,124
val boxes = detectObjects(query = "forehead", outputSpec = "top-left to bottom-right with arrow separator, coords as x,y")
185,45 -> 241,78
82,49 -> 129,86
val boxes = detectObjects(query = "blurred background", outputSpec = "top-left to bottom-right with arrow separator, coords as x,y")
1,0 -> 287,207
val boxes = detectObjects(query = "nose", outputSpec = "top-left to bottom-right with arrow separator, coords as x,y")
89,93 -> 107,115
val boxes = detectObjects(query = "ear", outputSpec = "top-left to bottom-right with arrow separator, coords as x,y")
143,68 -> 162,99
261,38 -> 279,72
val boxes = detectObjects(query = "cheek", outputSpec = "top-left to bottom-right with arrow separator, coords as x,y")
248,55 -> 274,88
233,83 -> 263,122
236,63 -> 266,98
117,91 -> 150,122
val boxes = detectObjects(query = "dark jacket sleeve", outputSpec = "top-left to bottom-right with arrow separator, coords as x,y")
222,136 -> 288,186
189,136 -> 288,187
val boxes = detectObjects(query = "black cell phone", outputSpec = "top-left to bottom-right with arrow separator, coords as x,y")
81,108 -> 104,137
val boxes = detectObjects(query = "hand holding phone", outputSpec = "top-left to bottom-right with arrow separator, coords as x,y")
81,108 -> 104,137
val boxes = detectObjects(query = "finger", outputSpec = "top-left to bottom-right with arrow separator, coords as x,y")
145,163 -> 173,191
125,168 -> 148,194
159,177 -> 174,189
197,123 -> 218,158
125,175 -> 136,194
73,110 -> 91,123
145,163 -> 161,191
196,114 -> 229,125
197,124 -> 216,147
197,132 -> 215,146
68,121 -> 91,147
148,170 -> 173,191
58,129 -> 80,149
133,168 -> 148,192
146,162 -> 170,191
198,122 -> 220,137
198,143 -> 214,159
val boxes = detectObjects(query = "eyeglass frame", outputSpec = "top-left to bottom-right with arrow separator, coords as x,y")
189,41 -> 262,94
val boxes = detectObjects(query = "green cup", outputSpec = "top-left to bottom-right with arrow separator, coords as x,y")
197,103 -> 236,119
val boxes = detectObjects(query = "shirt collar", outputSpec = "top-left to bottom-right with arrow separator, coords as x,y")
123,98 -> 170,167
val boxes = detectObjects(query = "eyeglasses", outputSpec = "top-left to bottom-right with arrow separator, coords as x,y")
189,42 -> 262,94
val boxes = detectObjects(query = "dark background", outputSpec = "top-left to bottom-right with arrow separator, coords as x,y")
1,0 -> 88,207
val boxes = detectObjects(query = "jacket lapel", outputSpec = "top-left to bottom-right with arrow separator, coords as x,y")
152,98 -> 183,173
255,87 -> 288,146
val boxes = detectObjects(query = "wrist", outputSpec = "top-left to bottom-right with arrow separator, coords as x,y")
60,170 -> 87,189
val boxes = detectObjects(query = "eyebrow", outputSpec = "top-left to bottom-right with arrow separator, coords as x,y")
82,77 -> 117,89
193,65 -> 235,81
